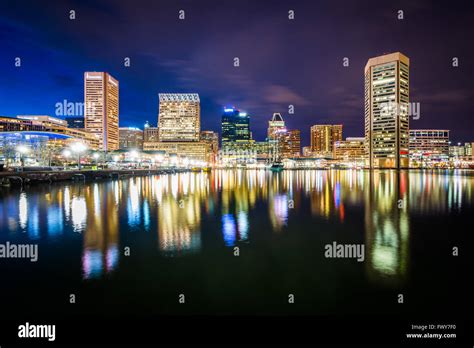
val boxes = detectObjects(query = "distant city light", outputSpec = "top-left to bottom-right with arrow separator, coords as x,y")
16,145 -> 29,154
71,142 -> 87,153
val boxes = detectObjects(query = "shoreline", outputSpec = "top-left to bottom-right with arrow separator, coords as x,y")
1,167 -> 474,187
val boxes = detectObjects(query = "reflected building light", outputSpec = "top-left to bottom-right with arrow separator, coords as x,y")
114,181 -> 119,203
171,175 -> 179,199
365,172 -> 409,287
28,202 -> 40,240
93,184 -> 101,216
183,173 -> 190,195
64,187 -> 71,221
18,192 -> 28,230
222,213 -> 236,246
334,183 -> 341,209
71,197 -> 87,233
143,200 -> 150,230
270,194 -> 289,230
47,206 -> 63,238
158,197 -> 201,256
155,177 -> 163,205
82,249 -> 103,279
127,180 -> 141,226
371,244 -> 398,276
237,211 -> 249,241
106,244 -> 119,272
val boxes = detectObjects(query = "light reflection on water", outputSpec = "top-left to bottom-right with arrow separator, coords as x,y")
0,170 -> 472,283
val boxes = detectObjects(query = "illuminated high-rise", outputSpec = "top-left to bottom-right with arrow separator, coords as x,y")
158,93 -> 200,142
267,113 -> 286,140
278,129 -> 301,158
221,107 -> 251,145
409,129 -> 449,162
84,72 -> 119,151
364,52 -> 410,168
310,124 -> 343,157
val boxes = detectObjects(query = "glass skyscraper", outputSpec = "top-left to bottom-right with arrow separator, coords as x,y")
221,107 -> 251,145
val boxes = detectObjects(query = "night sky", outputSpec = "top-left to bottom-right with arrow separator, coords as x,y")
0,0 -> 473,146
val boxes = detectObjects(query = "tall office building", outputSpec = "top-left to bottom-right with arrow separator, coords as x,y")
221,107 -> 251,145
143,94 -> 209,162
278,129 -> 301,158
158,93 -> 200,142
364,52 -> 410,168
310,124 -> 343,157
267,113 -> 286,140
84,72 -> 119,151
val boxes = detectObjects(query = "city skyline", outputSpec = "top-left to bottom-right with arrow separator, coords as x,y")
1,1 -> 473,344
0,0 -> 473,147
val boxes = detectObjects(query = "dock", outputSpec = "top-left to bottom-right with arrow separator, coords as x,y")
0,168 -> 190,187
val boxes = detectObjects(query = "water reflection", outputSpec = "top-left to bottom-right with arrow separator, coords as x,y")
364,171 -> 410,286
0,170 -> 473,284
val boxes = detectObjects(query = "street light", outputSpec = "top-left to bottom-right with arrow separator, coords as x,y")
71,142 -> 87,170
93,153 -> 100,169
62,149 -> 71,170
129,150 -> 140,168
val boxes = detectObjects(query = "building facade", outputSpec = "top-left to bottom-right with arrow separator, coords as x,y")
17,115 -> 68,127
144,123 -> 159,142
65,116 -> 85,129
221,107 -> 251,145
449,142 -> 474,161
364,52 -> 410,168
143,141 -> 209,162
267,113 -> 286,140
409,129 -> 449,162
277,129 -> 301,158
333,137 -> 366,163
119,127 -> 144,150
158,93 -> 200,142
200,130 -> 219,156
310,124 -> 343,158
0,115 -> 99,150
84,72 -> 119,151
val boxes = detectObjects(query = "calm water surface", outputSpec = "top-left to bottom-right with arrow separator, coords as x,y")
0,169 -> 472,318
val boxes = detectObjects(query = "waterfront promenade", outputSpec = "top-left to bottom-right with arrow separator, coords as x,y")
0,168 -> 189,186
